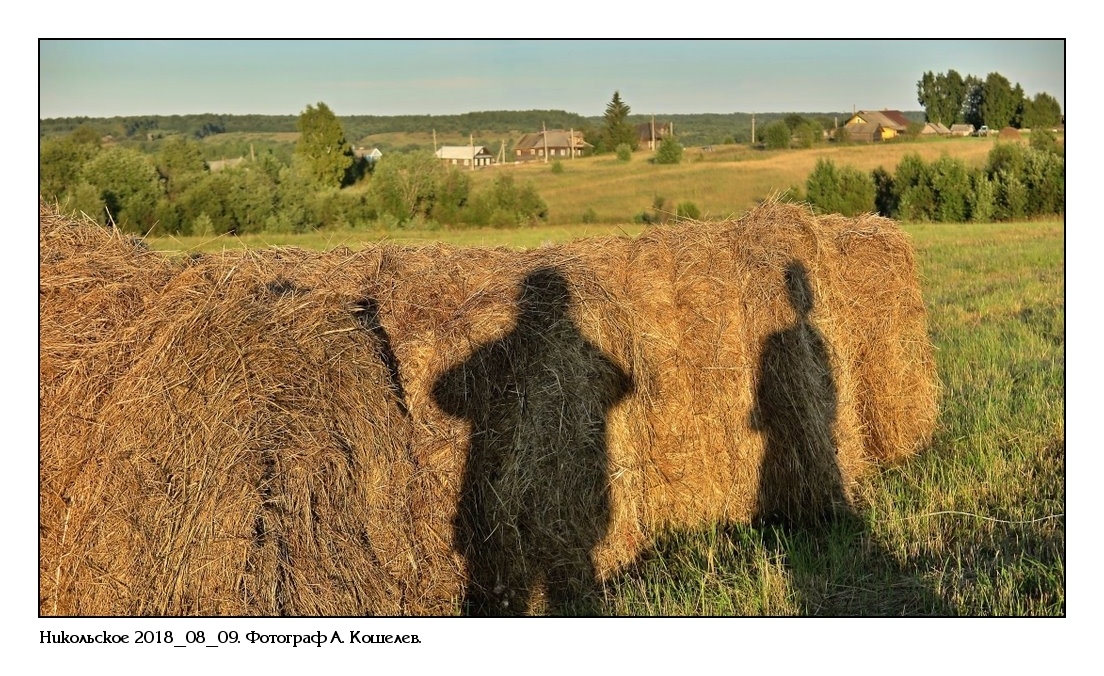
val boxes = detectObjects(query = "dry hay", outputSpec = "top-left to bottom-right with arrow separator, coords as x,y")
39,200 -> 938,616
40,204 -> 456,616
249,201 -> 938,614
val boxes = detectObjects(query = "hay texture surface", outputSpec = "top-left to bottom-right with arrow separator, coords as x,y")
39,201 -> 937,616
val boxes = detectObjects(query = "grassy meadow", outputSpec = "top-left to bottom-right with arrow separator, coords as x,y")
148,135 -> 1004,254
598,218 -> 1064,616
140,137 -> 1063,616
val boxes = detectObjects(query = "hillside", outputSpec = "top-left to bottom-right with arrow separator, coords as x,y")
39,109 -> 926,151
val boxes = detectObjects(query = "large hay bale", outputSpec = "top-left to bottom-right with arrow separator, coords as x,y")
39,205 -> 457,616
272,201 -> 938,614
39,200 -> 937,616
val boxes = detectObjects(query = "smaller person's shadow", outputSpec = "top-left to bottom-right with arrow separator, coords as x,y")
751,260 -> 848,528
432,267 -> 632,616
747,260 -> 949,615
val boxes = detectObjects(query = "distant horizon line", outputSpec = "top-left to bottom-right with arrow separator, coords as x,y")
40,107 -> 926,121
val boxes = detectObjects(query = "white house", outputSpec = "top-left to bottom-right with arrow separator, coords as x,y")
435,145 -> 495,167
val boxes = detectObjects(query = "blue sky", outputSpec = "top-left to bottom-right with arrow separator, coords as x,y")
39,39 -> 1065,119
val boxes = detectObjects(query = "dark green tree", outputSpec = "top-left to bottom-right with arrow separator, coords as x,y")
806,158 -> 842,213
872,166 -> 898,217
894,153 -> 936,222
930,155 -> 971,223
39,134 -> 100,201
805,158 -> 873,216
963,75 -> 985,128
602,92 -> 638,153
369,151 -> 445,223
1021,92 -> 1063,130
156,136 -> 208,200
764,120 -> 791,150
978,73 -> 1024,130
80,146 -> 162,232
295,102 -> 356,188
917,69 -> 968,125
654,137 -> 683,164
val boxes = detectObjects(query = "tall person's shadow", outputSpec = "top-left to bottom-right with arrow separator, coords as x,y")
750,260 -> 948,615
432,268 -> 632,616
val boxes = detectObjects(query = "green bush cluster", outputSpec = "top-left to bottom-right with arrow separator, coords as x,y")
40,132 -> 549,235
804,142 -> 1063,222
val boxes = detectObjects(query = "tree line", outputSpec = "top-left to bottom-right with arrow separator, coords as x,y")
798,130 -> 1064,223
917,70 -> 1063,130
40,102 -> 550,236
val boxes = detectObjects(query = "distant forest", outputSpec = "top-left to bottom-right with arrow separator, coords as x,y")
39,109 -> 925,150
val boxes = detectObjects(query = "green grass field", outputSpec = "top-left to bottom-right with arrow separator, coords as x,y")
150,216 -> 1064,616
598,219 -> 1065,616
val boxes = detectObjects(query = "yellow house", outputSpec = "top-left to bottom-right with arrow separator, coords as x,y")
843,110 -> 910,142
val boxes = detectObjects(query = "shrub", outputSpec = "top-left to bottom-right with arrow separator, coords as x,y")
654,138 -> 683,165
805,159 -> 874,217
675,201 -> 701,221
551,160 -> 564,174
894,153 -> 935,222
581,207 -> 598,224
969,172 -> 996,222
764,121 -> 791,150
616,144 -> 633,162
930,156 -> 971,223
872,166 -> 897,218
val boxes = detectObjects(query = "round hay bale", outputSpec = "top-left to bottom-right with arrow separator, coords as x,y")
316,201 -> 938,613
39,204 -> 454,615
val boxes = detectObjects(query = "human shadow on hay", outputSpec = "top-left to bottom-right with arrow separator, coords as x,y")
432,267 -> 632,616
748,260 -> 949,615
606,260 -> 948,615
751,260 -> 848,528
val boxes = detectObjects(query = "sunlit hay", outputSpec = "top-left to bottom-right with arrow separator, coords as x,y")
337,200 -> 938,612
39,204 -> 449,616
39,199 -> 937,616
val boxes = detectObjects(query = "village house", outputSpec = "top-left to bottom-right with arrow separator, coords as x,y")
435,145 -> 495,168
949,124 -> 976,137
842,109 -> 911,142
354,146 -> 383,165
919,122 -> 951,136
636,120 -> 673,150
513,129 -> 591,162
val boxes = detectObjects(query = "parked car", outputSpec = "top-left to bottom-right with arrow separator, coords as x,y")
975,125 -> 991,137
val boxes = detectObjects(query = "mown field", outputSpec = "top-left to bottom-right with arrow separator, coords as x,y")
149,135 -> 1009,252
148,214 -> 1063,616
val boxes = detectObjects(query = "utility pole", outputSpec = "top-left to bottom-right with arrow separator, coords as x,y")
470,133 -> 475,171
751,113 -> 756,146
651,115 -> 656,150
542,121 -> 548,163
569,128 -> 575,159
433,129 -> 438,154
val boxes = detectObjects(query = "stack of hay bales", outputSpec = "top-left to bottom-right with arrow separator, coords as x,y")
39,200 -> 937,616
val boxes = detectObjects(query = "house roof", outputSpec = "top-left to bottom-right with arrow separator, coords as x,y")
879,110 -> 911,129
842,122 -> 881,138
635,121 -> 673,138
514,129 -> 591,151
919,122 -> 951,135
848,110 -> 909,131
949,124 -> 975,133
435,145 -> 492,160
